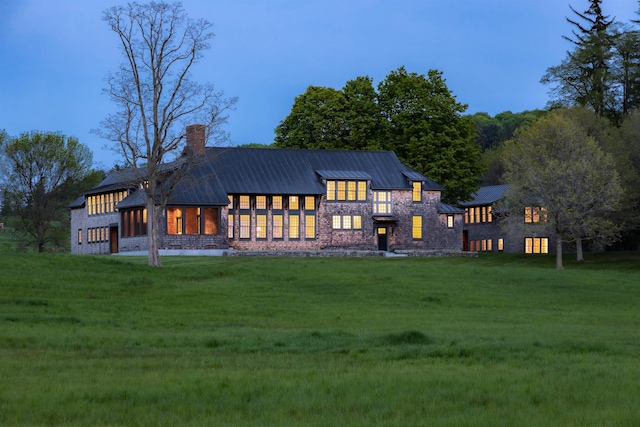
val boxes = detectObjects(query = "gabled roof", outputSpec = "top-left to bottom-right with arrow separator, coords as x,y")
439,203 -> 464,214
200,147 -> 444,194
459,184 -> 510,207
76,147 -> 445,208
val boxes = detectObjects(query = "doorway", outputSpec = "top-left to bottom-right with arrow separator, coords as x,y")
109,226 -> 119,254
377,227 -> 388,251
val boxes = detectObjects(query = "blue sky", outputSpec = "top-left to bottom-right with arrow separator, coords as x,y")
1,0 -> 638,169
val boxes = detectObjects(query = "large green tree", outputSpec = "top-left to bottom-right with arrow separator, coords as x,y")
378,67 -> 482,203
275,67 -> 484,204
0,131 -> 95,252
502,110 -> 622,269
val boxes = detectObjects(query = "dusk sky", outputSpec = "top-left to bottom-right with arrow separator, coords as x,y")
1,0 -> 638,169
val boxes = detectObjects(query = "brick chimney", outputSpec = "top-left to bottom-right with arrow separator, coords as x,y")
185,124 -> 206,156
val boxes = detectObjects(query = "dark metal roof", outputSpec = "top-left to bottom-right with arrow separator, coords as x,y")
459,184 -> 510,207
439,203 -> 464,214
68,195 -> 85,209
78,147 -> 445,208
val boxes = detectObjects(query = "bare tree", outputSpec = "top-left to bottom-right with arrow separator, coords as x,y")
97,2 -> 237,266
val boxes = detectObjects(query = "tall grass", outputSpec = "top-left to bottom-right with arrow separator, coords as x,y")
1,243 -> 639,426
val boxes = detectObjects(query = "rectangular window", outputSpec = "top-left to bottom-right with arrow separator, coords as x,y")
203,208 -> 218,235
289,214 -> 299,239
487,206 -> 493,223
481,206 -> 487,223
239,195 -> 250,210
228,195 -> 234,209
77,229 -> 82,244
167,207 -> 182,235
256,196 -> 267,210
474,207 -> 480,224
464,208 -> 470,224
256,214 -> 267,239
121,208 -> 148,237
525,207 -> 547,223
343,215 -> 352,230
304,196 -> 315,211
482,239 -> 487,251
228,213 -> 234,238
240,214 -> 251,239
326,181 -> 336,201
487,239 -> 493,251
469,240 -> 475,251
185,207 -> 199,234
498,238 -> 504,251
272,196 -> 283,210
305,214 -> 315,239
373,191 -> 392,215
412,216 -> 422,239
412,182 -> 421,202
347,181 -> 357,201
353,215 -> 362,230
447,215 -> 454,228
289,196 -> 299,210
357,181 -> 367,201
525,237 -> 549,254
337,181 -> 346,201
332,215 -> 342,229
273,214 -> 283,239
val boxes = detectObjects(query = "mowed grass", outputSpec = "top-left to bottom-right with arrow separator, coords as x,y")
1,239 -> 639,425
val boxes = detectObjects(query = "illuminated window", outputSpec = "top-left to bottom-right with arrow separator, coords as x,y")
185,207 -> 199,234
289,196 -> 299,210
343,215 -> 352,230
289,214 -> 299,239
272,196 -> 283,210
305,214 -> 315,239
256,196 -> 267,210
305,196 -> 315,211
357,181 -> 367,200
464,208 -> 470,224
487,239 -> 493,251
373,191 -> 392,215
227,195 -> 233,209
481,206 -> 487,223
412,182 -> 421,202
525,207 -> 547,223
240,214 -> 250,239
412,216 -> 422,239
447,215 -> 454,228
470,240 -> 475,251
273,214 -> 283,239
239,195 -> 250,210
256,214 -> 267,239
77,229 -> 82,244
525,237 -> 549,254
474,207 -> 480,223
487,206 -> 493,222
337,181 -> 346,201
353,215 -> 362,229
482,239 -> 487,251
326,181 -> 336,201
122,208 -> 148,237
332,215 -> 342,229
203,208 -> 218,234
347,181 -> 357,201
228,213 -> 234,238
498,238 -> 504,251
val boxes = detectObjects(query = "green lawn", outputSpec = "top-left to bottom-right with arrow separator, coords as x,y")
1,241 -> 639,426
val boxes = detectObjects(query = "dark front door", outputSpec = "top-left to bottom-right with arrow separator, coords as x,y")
110,226 -> 119,254
377,227 -> 388,251
462,230 -> 469,251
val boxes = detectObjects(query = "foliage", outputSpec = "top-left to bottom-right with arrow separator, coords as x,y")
378,67 -> 483,203
275,67 -> 484,204
0,250 -> 639,426
97,2 -> 237,266
469,110 -> 547,151
542,0 -> 640,123
0,131 -> 95,252
502,109 -> 622,268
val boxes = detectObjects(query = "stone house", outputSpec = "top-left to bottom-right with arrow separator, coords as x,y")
460,184 -> 555,253
70,126 -> 464,255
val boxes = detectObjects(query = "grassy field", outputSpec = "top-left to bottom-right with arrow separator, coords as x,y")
1,232 -> 639,426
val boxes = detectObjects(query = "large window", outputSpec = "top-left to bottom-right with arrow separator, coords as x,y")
289,214 -> 299,239
525,207 -> 547,223
525,237 -> 549,254
305,215 -> 315,239
256,214 -> 267,239
273,214 -> 283,239
167,207 -> 219,235
412,182 -> 421,202
88,190 -> 128,216
240,214 -> 250,239
121,208 -> 147,237
332,215 -> 362,230
412,216 -> 422,239
326,180 -> 367,202
464,206 -> 493,224
373,191 -> 392,215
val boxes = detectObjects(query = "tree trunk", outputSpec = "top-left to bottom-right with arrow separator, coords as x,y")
576,237 -> 584,262
556,233 -> 563,269
147,197 -> 161,267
